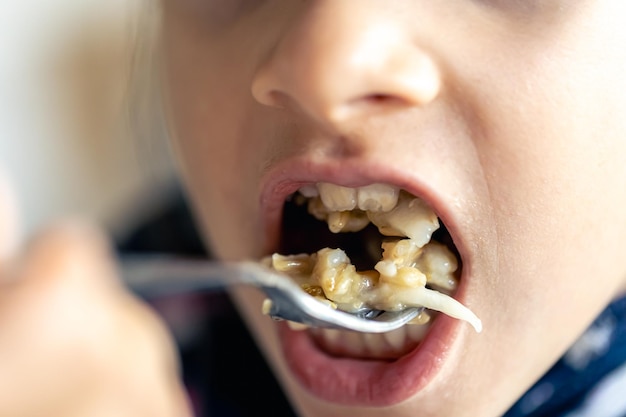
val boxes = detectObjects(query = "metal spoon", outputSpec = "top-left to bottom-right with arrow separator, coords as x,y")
121,257 -> 422,333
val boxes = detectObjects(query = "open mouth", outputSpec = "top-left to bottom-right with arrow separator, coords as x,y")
264,182 -> 481,361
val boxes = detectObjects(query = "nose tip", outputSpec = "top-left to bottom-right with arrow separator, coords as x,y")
251,10 -> 442,125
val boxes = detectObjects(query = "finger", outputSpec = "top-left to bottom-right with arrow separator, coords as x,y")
16,221 -> 193,417
18,219 -> 122,295
1,220 -> 193,417
0,219 -> 123,347
0,221 -> 118,415
109,300 -> 194,417
0,219 -> 123,329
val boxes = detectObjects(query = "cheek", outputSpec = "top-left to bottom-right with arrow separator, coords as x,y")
467,19 -> 626,345
436,12 -> 626,386
162,30 -> 273,259
492,46 -> 626,265
168,105 -> 272,259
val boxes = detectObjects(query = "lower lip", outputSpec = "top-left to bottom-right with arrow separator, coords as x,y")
278,314 -> 461,406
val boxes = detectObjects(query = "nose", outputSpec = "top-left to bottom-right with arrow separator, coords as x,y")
251,1 -> 442,127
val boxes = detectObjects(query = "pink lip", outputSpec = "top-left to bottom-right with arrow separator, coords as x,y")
279,315 -> 462,406
258,155 -> 475,406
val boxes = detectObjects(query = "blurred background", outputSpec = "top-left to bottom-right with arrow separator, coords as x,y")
0,0 -> 174,241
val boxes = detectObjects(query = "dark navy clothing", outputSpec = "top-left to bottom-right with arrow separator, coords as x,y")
119,193 -> 626,417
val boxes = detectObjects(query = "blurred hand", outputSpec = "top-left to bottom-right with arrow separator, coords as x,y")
0,176 -> 192,417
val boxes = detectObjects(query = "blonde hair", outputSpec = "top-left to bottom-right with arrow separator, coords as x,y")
127,0 -> 170,165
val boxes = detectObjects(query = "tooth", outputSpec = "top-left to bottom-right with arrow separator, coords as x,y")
383,327 -> 407,351
317,183 -> 357,211
375,260 -> 397,278
410,310 -> 432,325
357,184 -> 399,212
406,324 -> 430,342
344,331 -> 366,355
417,242 -> 459,292
271,253 -> 314,274
326,211 -> 370,233
327,211 -> 351,233
321,328 -> 342,344
368,193 -> 440,247
298,184 -> 319,198
287,321 -> 309,331
362,333 -> 386,356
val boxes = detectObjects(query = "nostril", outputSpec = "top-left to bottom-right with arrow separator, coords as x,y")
262,90 -> 288,110
333,93 -> 414,120
366,93 -> 393,102
367,94 -> 397,103
364,93 -> 408,106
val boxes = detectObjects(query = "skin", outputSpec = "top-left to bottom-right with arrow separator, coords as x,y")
160,1 -> 626,416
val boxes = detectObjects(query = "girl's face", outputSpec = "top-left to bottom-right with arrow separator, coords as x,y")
160,1 -> 626,416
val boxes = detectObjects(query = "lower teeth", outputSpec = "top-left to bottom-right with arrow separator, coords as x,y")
310,322 -> 431,360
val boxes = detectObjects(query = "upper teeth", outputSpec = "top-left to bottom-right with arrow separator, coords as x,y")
317,183 -> 357,211
367,194 -> 439,247
316,182 -> 399,212
299,182 -> 440,246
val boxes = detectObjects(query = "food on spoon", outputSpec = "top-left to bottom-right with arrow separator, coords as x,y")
263,184 -> 482,333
